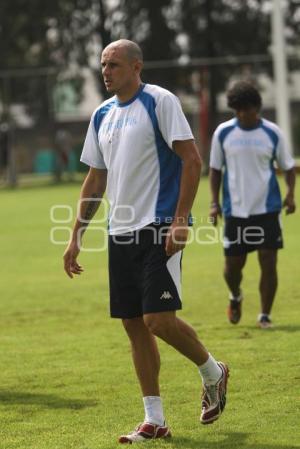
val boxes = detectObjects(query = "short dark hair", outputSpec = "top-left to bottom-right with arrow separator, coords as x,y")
106,39 -> 143,63
227,81 -> 262,110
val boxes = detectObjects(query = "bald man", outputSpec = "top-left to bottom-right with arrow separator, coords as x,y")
64,39 -> 229,443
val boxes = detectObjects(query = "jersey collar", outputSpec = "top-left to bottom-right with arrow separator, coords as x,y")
116,83 -> 145,108
236,118 -> 263,131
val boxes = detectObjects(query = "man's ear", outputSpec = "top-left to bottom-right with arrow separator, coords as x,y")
133,60 -> 143,75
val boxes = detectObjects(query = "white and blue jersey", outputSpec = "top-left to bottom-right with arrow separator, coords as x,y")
210,118 -> 294,218
80,83 -> 194,234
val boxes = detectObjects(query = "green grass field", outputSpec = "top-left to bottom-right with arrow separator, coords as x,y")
1,177 -> 300,449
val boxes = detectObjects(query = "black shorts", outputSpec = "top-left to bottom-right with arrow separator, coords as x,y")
224,212 -> 283,256
108,224 -> 182,319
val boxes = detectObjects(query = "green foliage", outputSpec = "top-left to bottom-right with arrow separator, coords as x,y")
116,0 -> 181,89
181,0 -> 270,58
2,0 -> 300,115
0,178 -> 300,448
0,0 -> 59,68
180,0 -> 271,132
121,0 -> 179,60
1,1 -> 300,74
287,0 -> 300,47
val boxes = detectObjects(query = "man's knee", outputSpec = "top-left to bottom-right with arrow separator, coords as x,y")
259,250 -> 277,273
225,255 -> 246,273
143,312 -> 175,338
122,317 -> 144,338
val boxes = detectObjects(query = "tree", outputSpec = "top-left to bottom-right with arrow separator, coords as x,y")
286,0 -> 300,72
1,0 -> 299,126
120,0 -> 181,88
180,0 -> 271,136
0,0 -> 121,120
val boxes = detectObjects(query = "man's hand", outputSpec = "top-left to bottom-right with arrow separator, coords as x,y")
283,194 -> 296,215
165,223 -> 189,257
63,240 -> 84,279
209,202 -> 222,226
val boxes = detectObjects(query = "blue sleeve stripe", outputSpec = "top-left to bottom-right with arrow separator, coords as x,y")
266,161 -> 282,212
93,100 -> 116,134
218,124 -> 236,149
223,164 -> 232,216
261,124 -> 281,212
260,123 -> 279,156
138,91 -> 189,223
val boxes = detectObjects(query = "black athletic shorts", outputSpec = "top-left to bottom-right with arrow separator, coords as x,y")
224,212 -> 283,256
108,224 -> 182,319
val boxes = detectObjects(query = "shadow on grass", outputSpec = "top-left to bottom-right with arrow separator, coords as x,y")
239,324 -> 300,334
271,325 -> 300,333
0,390 -> 97,409
172,432 -> 299,449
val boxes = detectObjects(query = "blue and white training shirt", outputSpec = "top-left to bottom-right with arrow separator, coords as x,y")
80,83 -> 194,234
210,118 -> 295,218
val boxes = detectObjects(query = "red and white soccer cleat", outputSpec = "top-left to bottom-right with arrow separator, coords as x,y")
200,362 -> 229,424
119,422 -> 171,444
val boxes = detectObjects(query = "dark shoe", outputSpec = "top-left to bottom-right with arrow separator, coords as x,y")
227,292 -> 243,324
257,314 -> 273,329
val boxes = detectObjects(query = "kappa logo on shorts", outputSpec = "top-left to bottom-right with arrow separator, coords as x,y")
160,291 -> 173,300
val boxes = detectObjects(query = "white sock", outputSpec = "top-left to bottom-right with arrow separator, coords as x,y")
198,354 -> 222,385
143,396 -> 164,426
258,313 -> 270,320
229,290 -> 242,301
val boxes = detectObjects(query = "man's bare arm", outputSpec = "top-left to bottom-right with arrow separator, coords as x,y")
165,139 -> 202,256
209,168 -> 222,226
283,167 -> 296,214
63,167 -> 107,278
